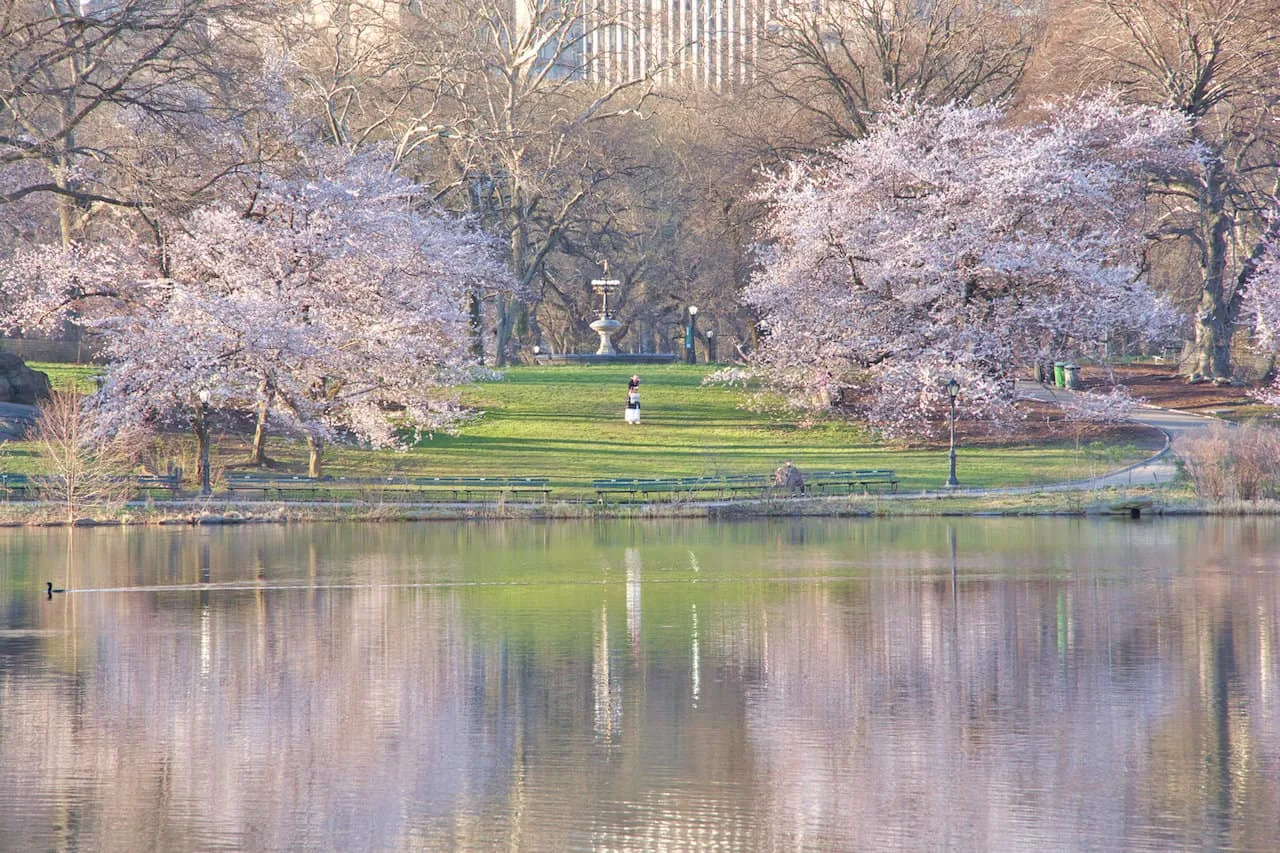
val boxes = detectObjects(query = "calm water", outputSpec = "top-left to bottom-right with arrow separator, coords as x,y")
1,518 -> 1278,852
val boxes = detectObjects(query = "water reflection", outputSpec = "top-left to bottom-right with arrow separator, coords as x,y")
0,519 -> 1277,851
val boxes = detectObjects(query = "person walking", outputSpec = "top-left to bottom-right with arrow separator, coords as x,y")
625,375 -> 641,424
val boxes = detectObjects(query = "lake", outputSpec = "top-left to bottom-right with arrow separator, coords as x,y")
1,518 -> 1277,851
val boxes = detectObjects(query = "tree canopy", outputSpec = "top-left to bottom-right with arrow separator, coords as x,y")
2,147 -> 507,474
745,95 -> 1194,433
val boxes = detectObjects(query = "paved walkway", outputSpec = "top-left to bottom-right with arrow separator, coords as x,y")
990,380 -> 1221,493
888,382 -> 1216,499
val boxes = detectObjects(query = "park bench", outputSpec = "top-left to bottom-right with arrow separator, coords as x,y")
594,478 -> 685,502
0,473 -> 32,499
800,469 -> 899,495
797,469 -> 898,495
0,471 -> 190,500
849,469 -> 898,493
134,470 -> 183,496
396,476 -> 552,503
720,474 -> 770,497
226,473 -> 552,503
594,475 -> 768,503
226,474 -> 326,499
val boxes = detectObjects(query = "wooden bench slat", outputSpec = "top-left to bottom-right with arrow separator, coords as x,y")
593,469 -> 898,503
225,474 -> 551,503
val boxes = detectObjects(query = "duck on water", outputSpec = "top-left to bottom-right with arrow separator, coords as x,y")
46,581 -> 65,600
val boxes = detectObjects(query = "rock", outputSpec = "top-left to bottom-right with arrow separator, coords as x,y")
0,402 -> 39,441
0,353 -> 51,405
772,461 -> 805,494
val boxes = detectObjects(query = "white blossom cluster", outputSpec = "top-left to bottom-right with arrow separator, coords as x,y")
1,148 -> 508,454
1244,232 -> 1280,404
746,93 -> 1195,435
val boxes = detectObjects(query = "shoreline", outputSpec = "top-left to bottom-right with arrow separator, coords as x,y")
3,487 -> 1276,527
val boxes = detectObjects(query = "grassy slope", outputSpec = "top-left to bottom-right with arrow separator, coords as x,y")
13,362 -> 1153,493
378,364 -> 1148,491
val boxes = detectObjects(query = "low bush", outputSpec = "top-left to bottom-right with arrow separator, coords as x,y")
1177,422 -> 1280,501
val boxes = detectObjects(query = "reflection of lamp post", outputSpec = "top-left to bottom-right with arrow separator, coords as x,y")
685,305 -> 698,364
195,387 -> 212,496
945,378 -> 960,488
705,328 -> 715,363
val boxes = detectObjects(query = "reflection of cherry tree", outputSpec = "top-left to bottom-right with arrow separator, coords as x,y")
746,94 -> 1192,435
741,569 -> 1280,849
4,525 -> 1280,849
2,149 -> 508,476
6,560 -> 496,850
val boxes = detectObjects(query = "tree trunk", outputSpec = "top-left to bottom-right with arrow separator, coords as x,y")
249,379 -> 274,466
1191,295 -> 1233,382
306,433 -> 324,478
1190,171 -> 1234,382
194,405 -> 212,496
495,295 -> 517,366
469,293 -> 485,362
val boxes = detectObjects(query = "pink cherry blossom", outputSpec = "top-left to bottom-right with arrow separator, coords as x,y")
745,93 -> 1195,435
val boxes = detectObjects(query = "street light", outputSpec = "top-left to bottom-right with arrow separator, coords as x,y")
945,377 -> 960,488
685,305 -> 698,364
195,387 -> 212,497
705,328 -> 716,363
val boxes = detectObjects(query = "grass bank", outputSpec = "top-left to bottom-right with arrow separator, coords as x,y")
0,483 -> 1210,528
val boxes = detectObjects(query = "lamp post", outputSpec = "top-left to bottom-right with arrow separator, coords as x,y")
945,377 -> 960,488
195,387 -> 212,496
685,305 -> 698,364
705,328 -> 716,363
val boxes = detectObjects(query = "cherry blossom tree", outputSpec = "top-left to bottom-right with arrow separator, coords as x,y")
1242,232 -> 1280,404
745,94 -> 1194,435
1,148 -> 507,483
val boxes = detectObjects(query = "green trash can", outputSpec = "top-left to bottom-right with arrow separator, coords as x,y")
1053,361 -> 1066,388
1064,363 -> 1081,390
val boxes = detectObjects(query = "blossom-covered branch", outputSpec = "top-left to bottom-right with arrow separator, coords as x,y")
745,93 -> 1195,435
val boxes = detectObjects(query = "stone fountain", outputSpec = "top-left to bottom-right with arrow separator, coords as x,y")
533,266 -> 677,364
589,275 -> 622,355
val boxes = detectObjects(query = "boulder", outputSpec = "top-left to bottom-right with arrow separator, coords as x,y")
772,461 -> 805,494
0,353 -> 51,405
0,402 -> 38,441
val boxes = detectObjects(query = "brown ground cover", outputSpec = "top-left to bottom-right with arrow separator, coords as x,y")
947,361 -> 1266,451
1077,362 -> 1260,413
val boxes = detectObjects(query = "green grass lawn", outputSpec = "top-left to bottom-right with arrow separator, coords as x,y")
10,361 -> 1158,494
330,363 -> 1155,492
31,362 -> 102,394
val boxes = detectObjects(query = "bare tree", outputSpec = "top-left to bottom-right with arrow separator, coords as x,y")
750,0 -> 1041,151
284,0 -> 661,364
1069,0 -> 1280,382
34,389 -> 138,523
547,92 -> 764,357
0,0 -> 276,247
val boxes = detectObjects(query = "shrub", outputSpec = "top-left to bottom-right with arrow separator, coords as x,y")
1177,422 -> 1280,501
